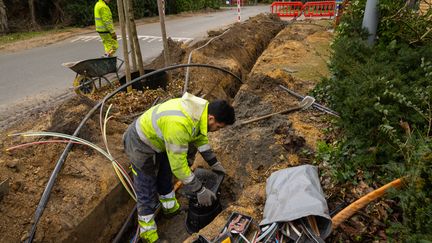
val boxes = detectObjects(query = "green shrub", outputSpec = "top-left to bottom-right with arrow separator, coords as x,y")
175,0 -> 220,13
64,0 -> 95,27
313,0 -> 432,239
49,0 -> 219,28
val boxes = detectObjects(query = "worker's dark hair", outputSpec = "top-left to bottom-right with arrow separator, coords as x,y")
208,100 -> 235,125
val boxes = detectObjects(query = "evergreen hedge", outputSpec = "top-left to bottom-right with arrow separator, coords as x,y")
3,0 -> 221,30
313,0 -> 432,239
64,0 -> 221,27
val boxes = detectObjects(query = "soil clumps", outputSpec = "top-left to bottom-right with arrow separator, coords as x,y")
0,13 -> 393,242
0,13 -> 285,242
186,20 -> 334,241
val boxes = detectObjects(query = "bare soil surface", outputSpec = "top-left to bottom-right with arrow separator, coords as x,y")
184,19 -> 335,242
0,94 -> 131,242
0,13 -> 284,242
0,13 -> 394,243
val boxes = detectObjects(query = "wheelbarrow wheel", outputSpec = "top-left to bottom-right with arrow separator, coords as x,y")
73,75 -> 96,95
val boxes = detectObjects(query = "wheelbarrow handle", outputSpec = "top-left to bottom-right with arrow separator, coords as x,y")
115,49 -> 133,71
116,57 -> 125,72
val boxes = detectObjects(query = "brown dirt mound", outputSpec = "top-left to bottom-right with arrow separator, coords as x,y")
0,13 -> 286,242
145,13 -> 286,101
0,94 -> 129,242
0,15 -> 394,243
186,20 -> 334,242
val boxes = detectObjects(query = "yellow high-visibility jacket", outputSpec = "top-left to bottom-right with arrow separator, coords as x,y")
135,93 -> 216,183
94,0 -> 114,33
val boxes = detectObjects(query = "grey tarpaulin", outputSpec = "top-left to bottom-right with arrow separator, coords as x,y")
260,165 -> 332,239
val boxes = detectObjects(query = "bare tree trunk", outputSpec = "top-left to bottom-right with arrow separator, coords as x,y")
124,0 -> 137,72
157,0 -> 171,67
127,0 -> 144,75
117,0 -> 132,92
0,0 -> 8,34
28,0 -> 40,30
51,0 -> 65,25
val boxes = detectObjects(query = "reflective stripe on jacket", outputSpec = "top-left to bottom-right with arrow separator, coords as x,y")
136,93 -> 213,183
94,0 -> 114,33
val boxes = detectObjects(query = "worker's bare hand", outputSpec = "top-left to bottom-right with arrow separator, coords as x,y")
111,32 -> 117,40
211,161 -> 226,174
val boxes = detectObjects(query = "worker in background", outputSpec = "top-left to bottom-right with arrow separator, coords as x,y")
123,92 -> 235,243
94,0 -> 118,57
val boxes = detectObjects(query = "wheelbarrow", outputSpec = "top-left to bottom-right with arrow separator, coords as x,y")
62,56 -> 124,95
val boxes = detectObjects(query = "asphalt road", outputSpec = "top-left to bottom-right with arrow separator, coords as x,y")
0,5 -> 270,114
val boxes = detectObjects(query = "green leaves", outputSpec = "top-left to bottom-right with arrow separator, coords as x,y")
313,0 -> 432,239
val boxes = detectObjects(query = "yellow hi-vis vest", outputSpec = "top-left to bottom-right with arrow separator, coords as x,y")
94,0 -> 114,33
135,93 -> 213,183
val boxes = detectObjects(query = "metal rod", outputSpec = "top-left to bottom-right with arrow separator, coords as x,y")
277,85 -> 340,117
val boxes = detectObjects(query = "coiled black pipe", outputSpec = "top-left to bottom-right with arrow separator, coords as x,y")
26,63 -> 242,242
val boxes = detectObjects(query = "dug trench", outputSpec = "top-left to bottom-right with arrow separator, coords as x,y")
0,14 -> 339,242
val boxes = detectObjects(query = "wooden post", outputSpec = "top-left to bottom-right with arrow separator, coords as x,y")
127,0 -> 145,75
157,0 -> 171,67
116,0 -> 132,92
124,0 -> 137,72
237,0 -> 241,22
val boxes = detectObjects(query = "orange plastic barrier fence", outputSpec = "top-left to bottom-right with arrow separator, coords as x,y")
303,1 -> 336,17
270,2 -> 303,17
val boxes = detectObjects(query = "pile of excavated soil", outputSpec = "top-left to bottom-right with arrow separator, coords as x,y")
0,14 -> 396,242
146,13 -> 286,102
0,13 -> 285,242
187,20 -> 398,242
0,95 -> 132,242
185,20 -> 335,242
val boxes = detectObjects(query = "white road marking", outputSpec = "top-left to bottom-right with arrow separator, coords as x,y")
71,35 -> 193,43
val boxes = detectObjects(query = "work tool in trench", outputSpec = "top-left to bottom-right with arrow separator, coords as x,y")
239,96 -> 315,125
260,218 -> 324,243
218,212 -> 252,242
62,56 -> 124,95
259,165 -> 333,242
278,85 -> 340,117
194,212 -> 252,243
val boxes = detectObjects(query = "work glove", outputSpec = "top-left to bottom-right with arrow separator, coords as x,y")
111,32 -> 117,40
196,187 -> 216,207
211,161 -> 226,174
182,174 -> 202,197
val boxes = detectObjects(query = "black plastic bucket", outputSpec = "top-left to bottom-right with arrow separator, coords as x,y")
185,168 -> 224,234
119,69 -> 168,91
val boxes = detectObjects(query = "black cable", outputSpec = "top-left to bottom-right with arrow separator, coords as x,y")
26,63 -> 242,243
112,205 -> 137,243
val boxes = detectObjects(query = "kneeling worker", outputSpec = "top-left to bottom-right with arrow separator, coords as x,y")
123,92 -> 236,242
